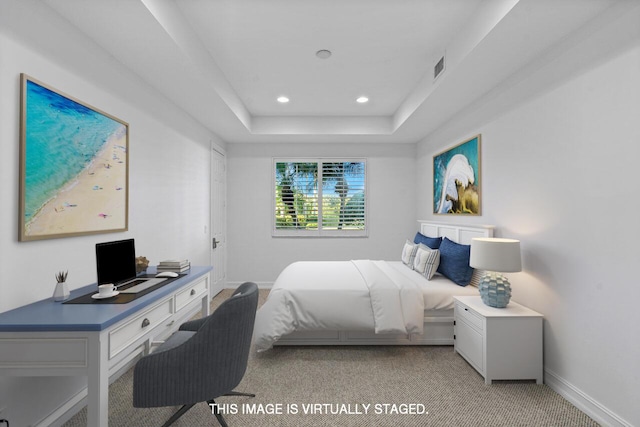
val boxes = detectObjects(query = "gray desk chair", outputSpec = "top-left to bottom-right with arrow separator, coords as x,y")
133,282 -> 259,427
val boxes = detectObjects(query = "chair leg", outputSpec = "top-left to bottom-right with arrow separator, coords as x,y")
224,390 -> 256,398
208,399 -> 228,427
161,403 -> 195,427
208,391 -> 255,426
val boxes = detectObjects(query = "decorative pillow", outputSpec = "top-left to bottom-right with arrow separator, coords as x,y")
469,269 -> 485,287
413,232 -> 443,249
413,244 -> 440,279
437,237 -> 474,286
401,240 -> 418,268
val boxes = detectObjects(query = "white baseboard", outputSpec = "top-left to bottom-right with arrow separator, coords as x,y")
226,281 -> 273,289
544,368 -> 632,427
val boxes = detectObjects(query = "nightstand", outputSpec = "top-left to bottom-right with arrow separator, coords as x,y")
453,295 -> 543,384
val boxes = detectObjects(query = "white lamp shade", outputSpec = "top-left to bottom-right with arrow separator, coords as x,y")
470,238 -> 522,272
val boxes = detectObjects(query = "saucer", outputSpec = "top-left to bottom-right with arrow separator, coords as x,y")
92,291 -> 120,299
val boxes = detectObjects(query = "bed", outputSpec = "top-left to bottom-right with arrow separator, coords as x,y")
253,221 -> 494,351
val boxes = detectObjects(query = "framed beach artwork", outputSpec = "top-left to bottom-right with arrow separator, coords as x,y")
433,135 -> 481,215
19,74 -> 129,241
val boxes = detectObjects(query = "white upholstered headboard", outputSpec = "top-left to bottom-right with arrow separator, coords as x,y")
418,221 -> 493,244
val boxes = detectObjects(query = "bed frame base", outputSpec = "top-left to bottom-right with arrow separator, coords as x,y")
274,316 -> 454,347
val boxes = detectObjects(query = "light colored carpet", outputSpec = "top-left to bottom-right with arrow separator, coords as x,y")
64,290 -> 598,427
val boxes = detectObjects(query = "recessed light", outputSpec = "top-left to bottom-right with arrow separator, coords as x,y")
316,49 -> 332,59
356,96 -> 369,103
277,96 -> 290,103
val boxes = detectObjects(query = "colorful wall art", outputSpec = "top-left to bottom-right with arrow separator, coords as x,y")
19,74 -> 129,241
433,135 -> 481,215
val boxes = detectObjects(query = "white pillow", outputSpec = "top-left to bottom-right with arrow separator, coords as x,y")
413,244 -> 440,279
401,240 -> 418,268
469,269 -> 485,287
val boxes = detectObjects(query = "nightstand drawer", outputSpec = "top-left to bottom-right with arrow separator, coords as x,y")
456,302 -> 483,331
456,318 -> 484,372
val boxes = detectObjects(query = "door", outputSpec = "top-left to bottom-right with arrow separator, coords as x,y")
210,146 -> 226,297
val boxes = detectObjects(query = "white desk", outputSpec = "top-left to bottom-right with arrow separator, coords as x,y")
0,266 -> 212,427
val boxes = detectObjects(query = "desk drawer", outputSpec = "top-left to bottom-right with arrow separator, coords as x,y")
455,302 -> 484,331
109,298 -> 173,358
175,276 -> 208,312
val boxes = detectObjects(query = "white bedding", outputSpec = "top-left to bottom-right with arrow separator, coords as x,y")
385,261 -> 478,310
253,260 -> 478,351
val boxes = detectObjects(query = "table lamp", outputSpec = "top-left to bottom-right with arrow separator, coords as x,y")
470,238 -> 522,308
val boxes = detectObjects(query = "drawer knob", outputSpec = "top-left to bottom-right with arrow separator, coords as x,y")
141,318 -> 150,328
190,289 -> 196,296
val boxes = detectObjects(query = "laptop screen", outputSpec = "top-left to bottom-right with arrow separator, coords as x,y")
96,238 -> 137,285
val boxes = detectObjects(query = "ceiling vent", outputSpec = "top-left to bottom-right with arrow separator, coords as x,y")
434,55 -> 445,80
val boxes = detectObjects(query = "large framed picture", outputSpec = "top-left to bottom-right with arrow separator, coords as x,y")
19,74 -> 129,241
433,135 -> 481,215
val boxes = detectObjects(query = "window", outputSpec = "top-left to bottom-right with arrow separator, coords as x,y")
274,159 -> 367,237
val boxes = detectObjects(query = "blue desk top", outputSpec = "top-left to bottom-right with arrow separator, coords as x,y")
0,266 -> 212,332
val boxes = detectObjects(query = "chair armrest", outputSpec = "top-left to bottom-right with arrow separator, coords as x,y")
179,317 -> 208,332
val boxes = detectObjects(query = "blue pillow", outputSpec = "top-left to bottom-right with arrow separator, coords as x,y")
437,237 -> 474,286
414,232 -> 442,249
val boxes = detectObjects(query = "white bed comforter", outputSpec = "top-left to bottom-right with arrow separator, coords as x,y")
253,260 -> 424,351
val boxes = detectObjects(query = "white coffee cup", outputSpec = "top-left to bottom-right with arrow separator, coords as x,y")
98,284 -> 116,296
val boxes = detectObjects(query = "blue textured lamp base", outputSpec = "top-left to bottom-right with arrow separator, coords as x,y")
478,272 -> 511,308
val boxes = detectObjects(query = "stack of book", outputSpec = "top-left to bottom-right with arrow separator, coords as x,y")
157,259 -> 191,273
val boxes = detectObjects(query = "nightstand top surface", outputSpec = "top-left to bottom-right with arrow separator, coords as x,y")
454,295 -> 543,318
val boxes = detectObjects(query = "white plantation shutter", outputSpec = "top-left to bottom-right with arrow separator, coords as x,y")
321,162 -> 366,231
274,161 -> 318,231
274,159 -> 367,237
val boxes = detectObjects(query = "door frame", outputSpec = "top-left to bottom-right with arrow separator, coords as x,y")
210,143 -> 226,298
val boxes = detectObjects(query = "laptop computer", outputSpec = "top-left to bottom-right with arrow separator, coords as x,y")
96,238 -> 164,293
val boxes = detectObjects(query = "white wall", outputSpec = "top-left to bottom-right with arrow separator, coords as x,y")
416,17 -> 640,427
3,1 -> 639,426
226,143 -> 416,285
0,2 -> 220,425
